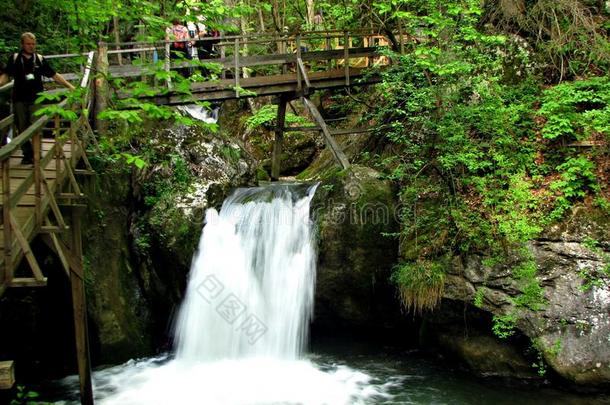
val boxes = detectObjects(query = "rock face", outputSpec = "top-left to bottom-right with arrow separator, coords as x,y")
310,165 -> 404,331
436,207 -> 610,387
82,167 -> 152,364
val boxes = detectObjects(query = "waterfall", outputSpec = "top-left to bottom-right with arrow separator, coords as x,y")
174,183 -> 318,361
87,183 -> 382,405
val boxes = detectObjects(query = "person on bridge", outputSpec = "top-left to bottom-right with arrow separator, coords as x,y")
0,32 -> 75,164
166,19 -> 192,77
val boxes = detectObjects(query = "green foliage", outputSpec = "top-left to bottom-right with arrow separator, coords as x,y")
219,145 -> 241,163
113,152 -> 147,170
473,287 -> 485,308
578,237 -> 610,292
492,312 -> 517,339
512,260 -> 547,311
391,258 -> 445,313
10,385 -> 52,405
142,153 -> 194,207
369,2 -> 608,342
245,104 -> 312,130
529,338 -> 561,377
539,77 -> 610,141
549,156 -> 599,220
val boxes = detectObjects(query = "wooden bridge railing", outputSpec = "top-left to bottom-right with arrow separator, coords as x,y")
0,51 -> 95,292
101,30 -> 395,100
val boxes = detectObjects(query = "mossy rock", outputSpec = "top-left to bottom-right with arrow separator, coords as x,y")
310,165 -> 403,329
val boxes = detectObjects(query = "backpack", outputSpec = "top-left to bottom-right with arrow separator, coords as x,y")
171,25 -> 189,49
13,52 -> 44,66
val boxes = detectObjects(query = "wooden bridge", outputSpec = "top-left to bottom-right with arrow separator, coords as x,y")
98,30 -> 394,178
0,30 -> 395,404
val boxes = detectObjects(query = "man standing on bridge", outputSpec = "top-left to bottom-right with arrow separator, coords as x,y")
0,32 -> 75,164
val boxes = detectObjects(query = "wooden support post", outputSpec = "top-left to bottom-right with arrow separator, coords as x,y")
326,34 -> 331,70
33,130 -> 42,228
138,24 -> 147,83
302,97 -> 350,169
234,38 -> 240,98
296,35 -> 302,91
2,160 -> 11,282
95,42 -> 109,134
281,35 -> 288,74
271,95 -> 288,181
344,31 -> 350,86
220,44 -> 226,80
70,208 -> 94,405
54,116 -> 62,184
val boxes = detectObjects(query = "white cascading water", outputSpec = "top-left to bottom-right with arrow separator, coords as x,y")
85,184 -> 386,405
174,184 -> 317,361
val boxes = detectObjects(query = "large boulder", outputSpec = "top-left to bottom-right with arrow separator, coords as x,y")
436,207 -> 610,386
310,165 -> 403,330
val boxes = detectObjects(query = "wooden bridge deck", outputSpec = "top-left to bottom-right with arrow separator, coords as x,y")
146,67 -> 378,104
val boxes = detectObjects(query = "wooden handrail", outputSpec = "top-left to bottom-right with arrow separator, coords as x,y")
0,99 -> 68,162
111,29 -> 383,47
0,115 -> 13,132
0,82 -> 13,94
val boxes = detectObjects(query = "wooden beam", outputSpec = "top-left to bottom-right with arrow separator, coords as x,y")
70,208 -> 94,405
296,58 -> 311,93
42,177 -> 68,230
39,233 -> 84,280
271,95 -> 289,181
0,115 -> 13,132
283,126 -> 373,135
2,160 -> 11,283
301,97 -> 350,169
95,42 -> 109,133
9,213 -> 45,281
40,233 -> 70,278
8,278 -> 48,287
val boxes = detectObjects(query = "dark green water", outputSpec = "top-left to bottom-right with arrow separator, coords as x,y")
308,336 -> 610,405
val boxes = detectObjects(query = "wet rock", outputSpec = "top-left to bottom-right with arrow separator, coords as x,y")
439,207 -> 610,386
310,165 -> 403,330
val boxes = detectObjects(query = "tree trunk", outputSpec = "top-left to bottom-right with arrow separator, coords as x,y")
306,0 -> 315,27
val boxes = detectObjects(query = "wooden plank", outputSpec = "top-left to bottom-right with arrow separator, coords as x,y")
8,277 -> 47,287
284,126 -> 373,135
0,360 -> 15,389
157,69 -> 381,105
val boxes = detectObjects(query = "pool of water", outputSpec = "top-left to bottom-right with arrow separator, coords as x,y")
41,336 -> 609,405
